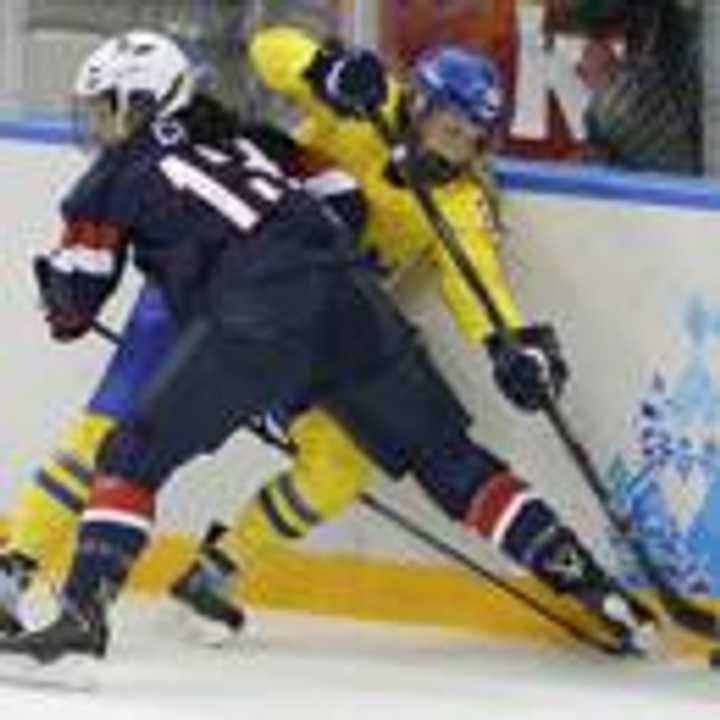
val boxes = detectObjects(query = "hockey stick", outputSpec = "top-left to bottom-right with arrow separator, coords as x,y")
87,319 -> 625,654
367,109 -> 720,640
357,492 -> 625,655
89,319 -> 122,345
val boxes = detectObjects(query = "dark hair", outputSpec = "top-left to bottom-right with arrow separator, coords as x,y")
174,92 -> 302,167
175,92 -> 244,147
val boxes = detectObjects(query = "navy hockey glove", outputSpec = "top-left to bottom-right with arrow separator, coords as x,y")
33,255 -> 93,342
486,324 -> 569,413
305,43 -> 388,117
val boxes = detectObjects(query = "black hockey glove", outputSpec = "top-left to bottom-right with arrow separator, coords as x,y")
305,42 -> 388,117
485,324 -> 569,413
33,255 -> 93,342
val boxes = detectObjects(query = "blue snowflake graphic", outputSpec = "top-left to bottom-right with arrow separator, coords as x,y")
606,296 -> 720,595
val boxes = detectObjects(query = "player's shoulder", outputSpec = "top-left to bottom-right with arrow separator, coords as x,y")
60,148 -> 121,217
60,132 -> 163,223
131,120 -> 187,166
238,122 -> 342,179
238,122 -> 299,165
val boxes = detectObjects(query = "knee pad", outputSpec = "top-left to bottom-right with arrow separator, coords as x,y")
412,433 -> 508,520
290,410 -> 374,515
97,405 -> 223,488
258,410 -> 374,538
222,410 -> 374,567
325,342 -> 472,478
96,421 -> 169,490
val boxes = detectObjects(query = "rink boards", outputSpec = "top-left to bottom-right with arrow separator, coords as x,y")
3,123 -> 720,646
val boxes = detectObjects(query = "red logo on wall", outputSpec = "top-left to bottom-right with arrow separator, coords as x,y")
380,0 -> 623,162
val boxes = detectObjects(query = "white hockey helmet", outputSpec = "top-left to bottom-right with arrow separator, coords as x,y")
74,30 -> 197,142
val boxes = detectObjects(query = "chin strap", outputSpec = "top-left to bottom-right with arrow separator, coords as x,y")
386,141 -> 461,186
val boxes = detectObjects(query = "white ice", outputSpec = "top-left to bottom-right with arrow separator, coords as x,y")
0,600 -> 718,720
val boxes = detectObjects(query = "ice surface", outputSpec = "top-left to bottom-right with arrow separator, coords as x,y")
0,600 -> 718,720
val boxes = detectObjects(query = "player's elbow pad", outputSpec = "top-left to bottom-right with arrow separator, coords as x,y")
249,27 -> 320,93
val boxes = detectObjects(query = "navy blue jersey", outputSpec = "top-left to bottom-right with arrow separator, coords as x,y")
50,119 -> 366,325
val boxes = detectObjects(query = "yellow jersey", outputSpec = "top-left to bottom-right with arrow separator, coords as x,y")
250,27 -> 523,344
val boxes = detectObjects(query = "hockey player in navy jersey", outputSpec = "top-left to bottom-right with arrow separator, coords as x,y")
0,148 -> 362,640
0,37 -> 367,639
173,31 -> 663,651
0,30 -> 654,665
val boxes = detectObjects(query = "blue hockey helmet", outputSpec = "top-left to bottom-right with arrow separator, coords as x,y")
411,46 -> 504,132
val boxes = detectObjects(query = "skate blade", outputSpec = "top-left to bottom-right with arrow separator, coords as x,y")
0,652 -> 99,692
168,601 -> 243,649
603,595 -> 664,660
633,622 -> 664,659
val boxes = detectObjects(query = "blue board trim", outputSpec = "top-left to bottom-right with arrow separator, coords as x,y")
3,116 -> 720,209
496,158 -> 720,210
0,116 -> 74,144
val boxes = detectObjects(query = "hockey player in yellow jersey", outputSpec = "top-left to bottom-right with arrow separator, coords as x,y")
250,26 -> 519,342
167,26 -> 657,654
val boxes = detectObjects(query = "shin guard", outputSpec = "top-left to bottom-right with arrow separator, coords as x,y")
63,475 -> 154,609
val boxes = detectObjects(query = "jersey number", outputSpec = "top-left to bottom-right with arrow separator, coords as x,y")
159,140 -> 289,233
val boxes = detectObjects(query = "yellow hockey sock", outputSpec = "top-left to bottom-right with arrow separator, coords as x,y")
9,412 -> 115,572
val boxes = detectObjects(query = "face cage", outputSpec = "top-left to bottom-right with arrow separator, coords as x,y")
409,89 -> 500,147
71,89 -> 164,153
415,108 -> 504,179
71,91 -> 120,153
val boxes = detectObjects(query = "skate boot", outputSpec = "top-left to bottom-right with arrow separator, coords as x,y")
0,552 -> 37,637
0,593 -> 108,665
169,522 -> 245,644
533,526 -> 659,655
